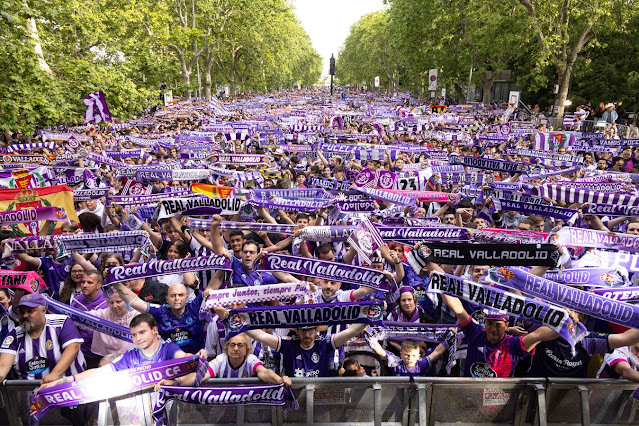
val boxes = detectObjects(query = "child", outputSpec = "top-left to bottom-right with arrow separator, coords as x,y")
367,336 -> 448,376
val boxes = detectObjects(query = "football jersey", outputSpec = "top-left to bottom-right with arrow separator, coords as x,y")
0,314 -> 85,380
385,350 -> 433,376
208,353 -> 263,378
110,340 -> 180,371
277,334 -> 336,378
70,290 -> 107,358
148,293 -> 204,354
597,346 -> 639,379
461,317 -> 532,378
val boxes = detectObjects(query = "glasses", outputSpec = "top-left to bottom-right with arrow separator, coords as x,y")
71,270 -> 84,274
228,343 -> 246,349
298,328 -> 316,335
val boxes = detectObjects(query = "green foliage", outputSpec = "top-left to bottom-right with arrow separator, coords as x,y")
0,0 -> 321,132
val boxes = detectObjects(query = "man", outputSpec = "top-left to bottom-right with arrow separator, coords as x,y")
0,293 -> 87,425
38,314 -> 194,387
428,262 -> 559,377
113,282 -> 206,355
71,270 -> 106,368
246,323 -> 367,377
125,277 -> 167,305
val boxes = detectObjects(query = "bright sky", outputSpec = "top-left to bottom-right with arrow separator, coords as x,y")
291,0 -> 386,81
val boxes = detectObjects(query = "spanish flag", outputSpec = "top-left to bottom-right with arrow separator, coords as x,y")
191,183 -> 234,199
0,185 -> 78,236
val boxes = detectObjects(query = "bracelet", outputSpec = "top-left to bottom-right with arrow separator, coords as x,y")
177,377 -> 182,386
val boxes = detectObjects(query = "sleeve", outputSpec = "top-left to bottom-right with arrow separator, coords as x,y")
165,342 -> 181,359
246,354 -> 264,375
59,317 -> 84,349
459,316 -> 482,344
605,349 -> 629,369
581,336 -> 609,356
276,336 -> 291,354
109,353 -> 130,371
205,321 -> 221,358
384,350 -> 402,368
263,273 -> 278,285
208,355 -> 222,378
0,329 -> 18,356
511,336 -> 534,357
187,293 -> 204,315
147,303 -> 163,319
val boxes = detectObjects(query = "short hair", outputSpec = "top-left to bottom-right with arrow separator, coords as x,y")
242,240 -> 260,252
296,212 -> 310,221
400,339 -> 421,353
84,269 -> 103,285
229,230 -> 245,240
316,242 -> 333,256
519,218 -> 535,227
341,358 -> 361,376
78,212 -> 101,232
223,333 -> 252,353
130,313 -> 157,329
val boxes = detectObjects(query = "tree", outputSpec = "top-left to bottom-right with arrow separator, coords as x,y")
514,0 -> 633,117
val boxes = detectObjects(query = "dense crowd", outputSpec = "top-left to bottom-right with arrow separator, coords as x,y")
1,89 -> 639,423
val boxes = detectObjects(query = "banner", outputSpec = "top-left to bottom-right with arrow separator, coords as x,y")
487,266 -> 639,329
106,254 -> 231,285
0,154 -> 53,165
0,271 -> 47,293
347,217 -> 385,264
57,231 -> 152,258
376,225 -> 471,242
136,169 -> 210,181
430,271 -> 586,347
202,282 -> 310,309
493,199 -> 579,223
155,383 -> 287,407
73,188 -> 110,201
257,253 -> 391,291
306,176 -> 351,191
585,203 -> 639,217
210,153 -> 266,165
354,186 -> 416,206
83,90 -> 112,124
0,206 -> 67,226
247,197 -> 334,212
449,155 -> 528,173
43,294 -> 132,342
553,227 -> 639,254
29,357 -> 202,425
0,185 -> 79,236
155,197 -> 241,220
406,243 -> 560,270
224,301 -> 384,337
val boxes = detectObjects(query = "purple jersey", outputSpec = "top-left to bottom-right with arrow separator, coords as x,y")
230,256 -> 278,288
0,314 -> 85,380
277,334 -> 337,377
208,353 -> 263,378
110,340 -> 181,371
70,290 -> 107,358
148,293 -> 204,354
39,257 -> 70,298
384,350 -> 432,376
461,317 -> 532,378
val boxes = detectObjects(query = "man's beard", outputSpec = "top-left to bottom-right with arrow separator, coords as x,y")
21,320 -> 35,332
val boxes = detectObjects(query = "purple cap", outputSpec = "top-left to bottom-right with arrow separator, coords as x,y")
484,310 -> 509,322
399,286 -> 415,294
17,293 -> 47,309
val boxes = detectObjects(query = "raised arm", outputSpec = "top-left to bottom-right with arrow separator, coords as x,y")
333,323 -> 367,348
521,326 -> 559,352
209,215 -> 231,258
244,329 -> 279,349
255,365 -> 291,386
112,282 -> 149,313
428,261 -> 470,325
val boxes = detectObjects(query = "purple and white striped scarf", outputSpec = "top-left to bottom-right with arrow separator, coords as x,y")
347,217 -> 385,264
493,199 -> 579,223
106,190 -> 195,206
7,142 -> 56,152
73,187 -> 110,201
136,168 -> 210,181
554,227 -> 639,253
530,184 -> 639,206
248,197 -> 334,212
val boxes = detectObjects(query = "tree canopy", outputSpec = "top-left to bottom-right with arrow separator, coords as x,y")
336,0 -> 639,114
0,0 -> 322,132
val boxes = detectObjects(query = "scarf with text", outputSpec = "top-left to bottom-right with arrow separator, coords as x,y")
554,227 -> 639,254
0,206 -> 67,226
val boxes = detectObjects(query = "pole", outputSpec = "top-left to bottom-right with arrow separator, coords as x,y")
330,75 -> 334,96
466,65 -> 473,101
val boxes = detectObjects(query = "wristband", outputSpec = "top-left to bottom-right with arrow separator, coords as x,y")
177,377 -> 182,386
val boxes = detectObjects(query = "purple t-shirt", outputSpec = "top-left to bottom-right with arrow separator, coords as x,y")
277,334 -> 336,377
461,317 -> 533,378
0,314 -> 85,380
384,350 -> 432,376
70,290 -> 107,358
230,256 -> 278,288
147,293 -> 204,354
110,340 -> 180,371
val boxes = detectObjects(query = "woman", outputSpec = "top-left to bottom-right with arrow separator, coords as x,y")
99,253 -> 124,281
387,286 -> 433,324
157,333 -> 291,385
88,292 -> 137,366
58,263 -> 86,304
157,240 -> 198,300
0,288 -> 14,340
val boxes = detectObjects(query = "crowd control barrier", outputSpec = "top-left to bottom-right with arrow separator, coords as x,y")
1,377 -> 638,425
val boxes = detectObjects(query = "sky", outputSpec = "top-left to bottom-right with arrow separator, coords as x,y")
292,0 -> 386,81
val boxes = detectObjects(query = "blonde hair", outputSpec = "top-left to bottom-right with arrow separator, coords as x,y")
223,333 -> 252,354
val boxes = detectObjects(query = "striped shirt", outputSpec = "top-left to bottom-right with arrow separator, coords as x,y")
0,314 -> 85,380
70,291 -> 107,358
208,353 -> 263,378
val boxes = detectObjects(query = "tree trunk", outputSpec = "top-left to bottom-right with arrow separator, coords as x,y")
454,84 -> 466,104
482,71 -> 494,104
554,62 -> 574,119
26,16 -> 51,74
183,73 -> 191,99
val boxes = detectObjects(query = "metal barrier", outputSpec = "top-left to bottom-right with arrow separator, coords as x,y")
1,377 -> 638,425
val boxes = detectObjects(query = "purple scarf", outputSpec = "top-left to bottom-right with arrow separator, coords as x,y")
554,227 -> 639,253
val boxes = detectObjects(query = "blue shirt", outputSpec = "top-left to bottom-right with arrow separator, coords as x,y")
148,294 -> 204,354
39,257 -> 70,298
384,350 -> 433,376
277,334 -> 336,377
230,256 -> 277,288
110,340 -> 180,371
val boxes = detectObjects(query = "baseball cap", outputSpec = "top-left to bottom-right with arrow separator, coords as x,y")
484,310 -> 509,322
17,293 -> 47,309
274,148 -> 284,155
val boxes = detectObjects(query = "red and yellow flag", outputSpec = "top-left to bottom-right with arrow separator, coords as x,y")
191,183 -> 234,199
0,185 -> 78,236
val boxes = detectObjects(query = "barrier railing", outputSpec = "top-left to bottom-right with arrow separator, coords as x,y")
1,377 -> 637,425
